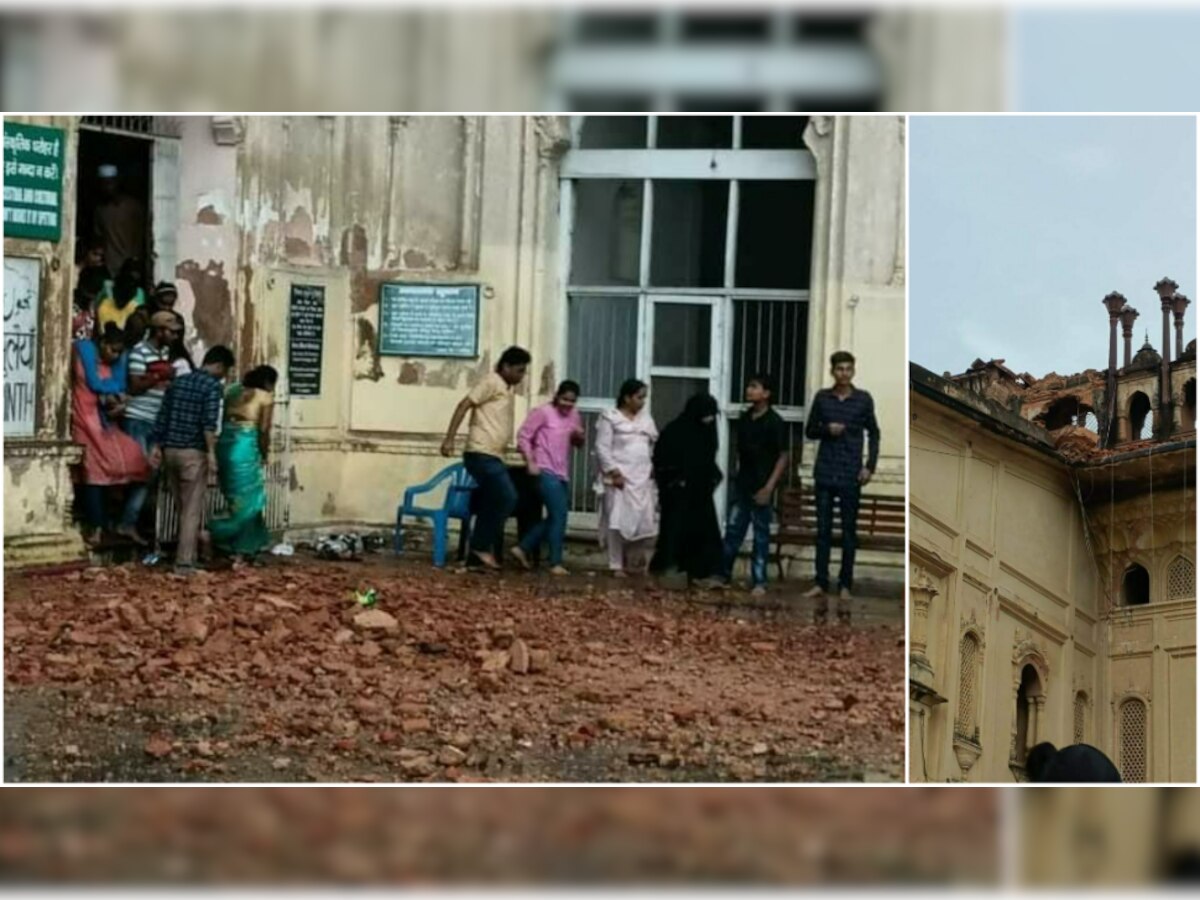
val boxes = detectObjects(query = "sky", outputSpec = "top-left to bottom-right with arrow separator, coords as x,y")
1016,10 -> 1200,111
908,116 -> 1196,379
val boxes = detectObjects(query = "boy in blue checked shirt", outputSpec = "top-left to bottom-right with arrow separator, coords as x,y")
149,345 -> 235,575
803,351 -> 880,614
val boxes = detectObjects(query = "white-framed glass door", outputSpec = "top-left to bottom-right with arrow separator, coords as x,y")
561,114 -> 816,521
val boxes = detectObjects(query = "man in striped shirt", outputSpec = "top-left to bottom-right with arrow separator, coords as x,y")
119,311 -> 177,544
149,345 -> 235,574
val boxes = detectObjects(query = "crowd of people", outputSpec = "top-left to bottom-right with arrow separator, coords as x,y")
70,264 -> 277,574
441,346 -> 881,600
70,159 -> 878,591
68,163 -> 280,575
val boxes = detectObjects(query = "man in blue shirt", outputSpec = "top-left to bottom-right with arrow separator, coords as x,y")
803,351 -> 880,611
149,345 -> 235,574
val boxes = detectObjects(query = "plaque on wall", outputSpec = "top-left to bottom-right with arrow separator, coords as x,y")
288,283 -> 325,397
378,282 -> 480,359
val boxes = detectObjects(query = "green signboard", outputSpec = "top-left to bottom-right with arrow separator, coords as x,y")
3,122 -> 66,242
378,282 -> 480,358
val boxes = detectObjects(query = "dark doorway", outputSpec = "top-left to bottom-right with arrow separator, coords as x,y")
1042,396 -> 1079,431
75,128 -> 152,287
1129,391 -> 1153,441
1122,564 -> 1151,606
1014,663 -> 1042,768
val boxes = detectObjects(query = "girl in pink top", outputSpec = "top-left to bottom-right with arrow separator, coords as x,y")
510,380 -> 585,574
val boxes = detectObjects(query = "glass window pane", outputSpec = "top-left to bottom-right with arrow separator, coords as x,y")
579,116 -> 649,148
735,180 -> 814,289
656,116 -> 733,149
791,96 -> 881,113
567,294 -> 639,400
576,14 -> 658,43
679,97 -> 764,113
571,180 -> 643,286
682,14 -> 771,42
653,303 -> 711,368
794,13 -> 870,42
729,299 -> 808,407
650,376 -> 711,430
571,96 -> 651,113
741,115 -> 809,148
649,180 -> 728,288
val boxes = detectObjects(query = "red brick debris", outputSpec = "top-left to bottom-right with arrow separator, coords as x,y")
4,558 -> 904,783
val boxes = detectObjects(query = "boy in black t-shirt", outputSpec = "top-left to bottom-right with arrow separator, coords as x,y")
717,373 -> 789,595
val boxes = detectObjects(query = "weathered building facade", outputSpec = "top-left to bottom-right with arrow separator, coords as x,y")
909,287 -> 1196,783
4,114 -> 905,571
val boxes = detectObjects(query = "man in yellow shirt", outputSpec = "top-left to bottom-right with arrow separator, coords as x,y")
441,346 -> 531,569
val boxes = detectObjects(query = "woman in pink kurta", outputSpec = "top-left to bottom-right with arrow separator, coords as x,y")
595,379 -> 659,575
71,328 -> 151,545
510,380 -> 585,575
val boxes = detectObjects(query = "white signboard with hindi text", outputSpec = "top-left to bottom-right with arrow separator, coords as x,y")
4,256 -> 41,438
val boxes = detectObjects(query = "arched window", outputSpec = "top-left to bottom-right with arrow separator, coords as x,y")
1043,396 -> 1079,431
1184,378 -> 1197,431
1122,564 -> 1150,606
1118,697 -> 1148,783
1014,663 -> 1043,766
1167,556 -> 1195,601
1129,391 -> 1153,440
954,633 -> 980,740
1073,692 -> 1088,745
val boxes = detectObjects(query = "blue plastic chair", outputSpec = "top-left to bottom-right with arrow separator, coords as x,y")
395,463 -> 478,567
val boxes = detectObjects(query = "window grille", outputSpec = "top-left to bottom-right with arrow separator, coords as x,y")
1118,698 -> 1147,783
1073,692 -> 1087,745
1167,556 -> 1195,601
954,634 -> 979,739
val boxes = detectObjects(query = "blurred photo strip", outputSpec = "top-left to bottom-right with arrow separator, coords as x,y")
0,788 -> 1000,886
1018,789 -> 1200,886
6,3 -> 1200,114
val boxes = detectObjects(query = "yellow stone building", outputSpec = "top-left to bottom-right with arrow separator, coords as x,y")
4,114 -> 905,572
909,290 -> 1196,783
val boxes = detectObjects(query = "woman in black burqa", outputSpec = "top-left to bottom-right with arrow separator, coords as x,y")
651,392 -> 724,583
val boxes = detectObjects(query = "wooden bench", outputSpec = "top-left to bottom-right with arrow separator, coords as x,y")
773,484 -> 905,581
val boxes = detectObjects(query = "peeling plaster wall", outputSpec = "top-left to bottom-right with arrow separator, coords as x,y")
3,115 -> 87,565
225,116 -> 563,529
175,117 -> 240,356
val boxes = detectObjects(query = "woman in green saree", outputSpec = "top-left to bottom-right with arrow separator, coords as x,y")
210,365 -> 278,563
